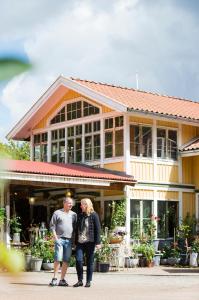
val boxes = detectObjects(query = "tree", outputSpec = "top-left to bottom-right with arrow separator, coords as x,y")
0,140 -> 30,160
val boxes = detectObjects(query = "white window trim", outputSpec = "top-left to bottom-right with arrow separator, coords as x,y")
46,97 -> 102,127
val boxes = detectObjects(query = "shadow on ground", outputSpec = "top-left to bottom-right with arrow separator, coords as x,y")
164,268 -> 199,274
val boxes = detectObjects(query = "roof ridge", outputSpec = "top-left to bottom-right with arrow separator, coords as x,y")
70,77 -> 199,105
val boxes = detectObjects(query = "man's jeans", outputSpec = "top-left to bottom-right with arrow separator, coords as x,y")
75,242 -> 95,282
54,238 -> 72,262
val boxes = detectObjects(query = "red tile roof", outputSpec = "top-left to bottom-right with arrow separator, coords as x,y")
71,78 -> 199,121
180,137 -> 199,152
0,159 -> 135,183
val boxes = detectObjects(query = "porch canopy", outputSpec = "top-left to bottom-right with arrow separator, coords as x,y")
0,159 -> 136,190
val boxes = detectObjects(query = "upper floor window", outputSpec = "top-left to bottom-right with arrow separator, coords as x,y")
51,128 -> 65,163
67,125 -> 82,163
157,128 -> 177,160
104,116 -> 123,158
130,125 -> 152,158
50,100 -> 100,125
33,132 -> 48,162
50,107 -> 65,125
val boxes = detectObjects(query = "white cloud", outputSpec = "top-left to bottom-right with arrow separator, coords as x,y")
1,0 -> 199,141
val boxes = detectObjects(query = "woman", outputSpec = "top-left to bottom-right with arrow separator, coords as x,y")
73,198 -> 101,288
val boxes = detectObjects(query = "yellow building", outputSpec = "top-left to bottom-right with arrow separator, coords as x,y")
6,75 -> 199,241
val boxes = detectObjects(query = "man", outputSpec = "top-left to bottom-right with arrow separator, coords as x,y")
49,197 -> 77,287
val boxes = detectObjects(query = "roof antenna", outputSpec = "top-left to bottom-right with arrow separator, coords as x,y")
136,73 -> 139,89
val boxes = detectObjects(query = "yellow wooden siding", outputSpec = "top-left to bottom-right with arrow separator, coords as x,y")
182,192 -> 195,219
130,161 -> 154,181
103,190 -> 124,197
156,120 -> 178,128
157,164 -> 178,183
132,189 -> 154,199
34,90 -> 112,130
129,116 -> 153,125
192,156 -> 199,189
156,191 -> 179,201
182,157 -> 194,184
181,125 -> 197,145
103,162 -> 124,172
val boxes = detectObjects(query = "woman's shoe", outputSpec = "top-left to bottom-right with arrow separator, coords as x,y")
85,282 -> 91,287
73,281 -> 83,287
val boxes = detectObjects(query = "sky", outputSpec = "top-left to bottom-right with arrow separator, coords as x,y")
1,0 -> 199,142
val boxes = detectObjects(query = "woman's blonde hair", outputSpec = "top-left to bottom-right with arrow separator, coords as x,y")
81,198 -> 94,215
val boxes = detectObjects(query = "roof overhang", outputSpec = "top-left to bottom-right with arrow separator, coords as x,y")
0,159 -> 136,190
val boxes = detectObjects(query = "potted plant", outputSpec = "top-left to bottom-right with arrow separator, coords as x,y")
167,247 -> 180,266
30,238 -> 44,271
96,230 -> 112,272
23,246 -> 32,271
10,215 -> 22,243
41,234 -> 54,270
160,244 -> 171,265
189,238 -> 199,267
109,199 -> 126,243
128,244 -> 139,268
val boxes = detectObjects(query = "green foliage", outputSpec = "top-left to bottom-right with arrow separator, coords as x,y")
10,216 -> 22,234
0,57 -> 32,81
0,208 -> 5,226
30,238 -> 46,259
0,140 -> 30,160
136,243 -> 155,262
69,255 -> 76,267
96,229 -> 112,262
110,199 -> 126,229
191,238 -> 199,253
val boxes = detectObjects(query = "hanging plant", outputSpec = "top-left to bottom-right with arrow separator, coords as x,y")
0,208 -> 5,226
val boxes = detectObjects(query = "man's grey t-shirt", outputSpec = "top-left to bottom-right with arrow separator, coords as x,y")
50,209 -> 77,239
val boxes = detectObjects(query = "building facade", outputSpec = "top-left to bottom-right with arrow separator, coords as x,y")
6,76 -> 199,241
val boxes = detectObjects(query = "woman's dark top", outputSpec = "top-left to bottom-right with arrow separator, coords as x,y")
75,211 -> 101,245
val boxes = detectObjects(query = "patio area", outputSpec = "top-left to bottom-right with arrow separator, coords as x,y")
1,266 -> 199,300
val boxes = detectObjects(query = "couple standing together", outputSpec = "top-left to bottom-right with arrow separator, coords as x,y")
49,197 -> 101,288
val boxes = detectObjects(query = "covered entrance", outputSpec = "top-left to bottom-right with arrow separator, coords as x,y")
0,159 -> 136,245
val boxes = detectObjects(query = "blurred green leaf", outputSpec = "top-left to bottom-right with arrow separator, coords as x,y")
0,58 -> 32,80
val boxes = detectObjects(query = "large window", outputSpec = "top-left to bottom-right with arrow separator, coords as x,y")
157,128 -> 177,160
104,116 -> 124,158
85,121 -> 101,161
50,100 -> 100,124
130,199 -> 153,239
51,129 -> 65,162
33,132 -> 48,162
67,125 -> 82,163
130,125 -> 152,157
157,201 -> 178,238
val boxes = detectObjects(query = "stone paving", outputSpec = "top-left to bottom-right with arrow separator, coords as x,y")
0,266 -> 199,300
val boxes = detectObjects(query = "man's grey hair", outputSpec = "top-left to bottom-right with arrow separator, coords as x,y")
63,197 -> 73,205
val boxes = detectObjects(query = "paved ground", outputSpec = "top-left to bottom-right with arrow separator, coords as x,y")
1,266 -> 199,300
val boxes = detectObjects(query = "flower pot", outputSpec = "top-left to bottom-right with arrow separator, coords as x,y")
98,262 -> 110,272
42,262 -> 54,270
25,254 -> 32,271
189,252 -> 198,267
13,232 -> 20,243
31,258 -> 43,271
153,240 -> 159,252
167,257 -> 180,266
160,258 -> 168,265
139,257 -> 147,267
129,258 -> 139,268
153,255 -> 161,266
